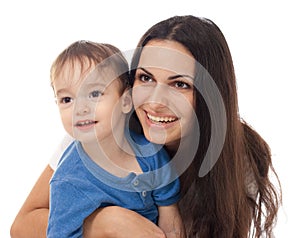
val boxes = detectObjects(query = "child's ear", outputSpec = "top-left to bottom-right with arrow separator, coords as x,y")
121,89 -> 133,114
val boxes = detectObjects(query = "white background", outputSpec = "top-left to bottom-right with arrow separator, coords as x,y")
1,0 -> 299,237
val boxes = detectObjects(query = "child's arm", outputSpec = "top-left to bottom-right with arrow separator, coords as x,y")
47,180 -> 97,237
158,203 -> 186,238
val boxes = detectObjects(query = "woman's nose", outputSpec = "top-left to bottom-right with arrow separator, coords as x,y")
148,83 -> 170,107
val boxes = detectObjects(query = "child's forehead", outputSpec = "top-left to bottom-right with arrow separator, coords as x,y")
55,59 -> 91,81
60,59 -> 115,83
57,59 -> 121,91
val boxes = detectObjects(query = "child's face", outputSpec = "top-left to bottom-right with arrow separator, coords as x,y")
53,60 -> 131,145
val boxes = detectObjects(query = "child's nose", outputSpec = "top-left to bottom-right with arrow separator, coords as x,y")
75,98 -> 91,115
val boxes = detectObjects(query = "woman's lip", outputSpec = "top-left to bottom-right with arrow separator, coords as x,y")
144,109 -> 178,120
147,113 -> 177,122
143,110 -> 178,128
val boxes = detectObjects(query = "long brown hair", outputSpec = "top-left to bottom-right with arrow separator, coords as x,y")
130,15 -> 281,237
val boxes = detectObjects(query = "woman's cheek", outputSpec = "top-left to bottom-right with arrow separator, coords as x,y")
174,97 -> 197,137
132,85 -> 152,108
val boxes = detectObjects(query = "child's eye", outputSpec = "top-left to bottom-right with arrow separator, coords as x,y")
89,90 -> 103,99
60,97 -> 73,104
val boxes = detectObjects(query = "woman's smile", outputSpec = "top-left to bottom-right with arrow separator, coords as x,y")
147,113 -> 177,123
146,111 -> 178,124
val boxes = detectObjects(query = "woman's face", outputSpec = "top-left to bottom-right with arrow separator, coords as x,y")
132,40 -> 196,149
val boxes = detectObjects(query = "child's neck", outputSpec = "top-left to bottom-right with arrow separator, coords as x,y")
81,135 -> 142,177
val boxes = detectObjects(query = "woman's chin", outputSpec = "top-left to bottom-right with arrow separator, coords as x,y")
144,128 -> 167,145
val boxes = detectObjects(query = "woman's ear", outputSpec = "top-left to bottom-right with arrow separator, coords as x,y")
121,89 -> 133,114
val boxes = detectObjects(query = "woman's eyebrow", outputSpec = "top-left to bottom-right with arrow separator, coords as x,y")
137,67 -> 193,81
168,74 -> 194,80
137,67 -> 153,77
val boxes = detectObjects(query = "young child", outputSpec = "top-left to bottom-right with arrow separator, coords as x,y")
47,40 -> 185,238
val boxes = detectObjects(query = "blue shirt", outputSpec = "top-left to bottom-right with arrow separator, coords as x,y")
47,131 -> 180,238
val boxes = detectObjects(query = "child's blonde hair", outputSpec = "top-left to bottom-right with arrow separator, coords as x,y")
50,40 -> 129,93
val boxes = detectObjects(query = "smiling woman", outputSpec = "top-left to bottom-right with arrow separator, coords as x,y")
127,15 -> 281,237
133,41 -> 197,148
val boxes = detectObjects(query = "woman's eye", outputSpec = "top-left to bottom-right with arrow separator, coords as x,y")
89,90 -> 103,98
60,97 -> 73,104
138,74 -> 153,83
174,81 -> 190,89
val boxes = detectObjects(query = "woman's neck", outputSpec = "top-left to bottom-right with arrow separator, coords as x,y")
165,139 -> 181,158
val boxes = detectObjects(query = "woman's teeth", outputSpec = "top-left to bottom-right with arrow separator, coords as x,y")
147,113 -> 177,123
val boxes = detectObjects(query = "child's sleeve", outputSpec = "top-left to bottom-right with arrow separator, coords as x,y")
153,148 -> 185,237
152,147 -> 181,206
153,178 -> 180,206
47,181 -> 97,238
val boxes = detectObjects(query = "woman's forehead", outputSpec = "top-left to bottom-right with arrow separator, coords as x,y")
138,40 -> 195,78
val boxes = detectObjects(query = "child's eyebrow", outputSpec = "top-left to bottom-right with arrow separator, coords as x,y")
55,88 -> 69,97
85,81 -> 114,89
84,82 -> 107,87
55,82 -> 108,96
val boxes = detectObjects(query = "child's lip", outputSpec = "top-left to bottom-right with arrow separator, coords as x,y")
75,119 -> 97,127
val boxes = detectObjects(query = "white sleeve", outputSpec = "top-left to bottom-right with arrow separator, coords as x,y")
49,134 -> 74,171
